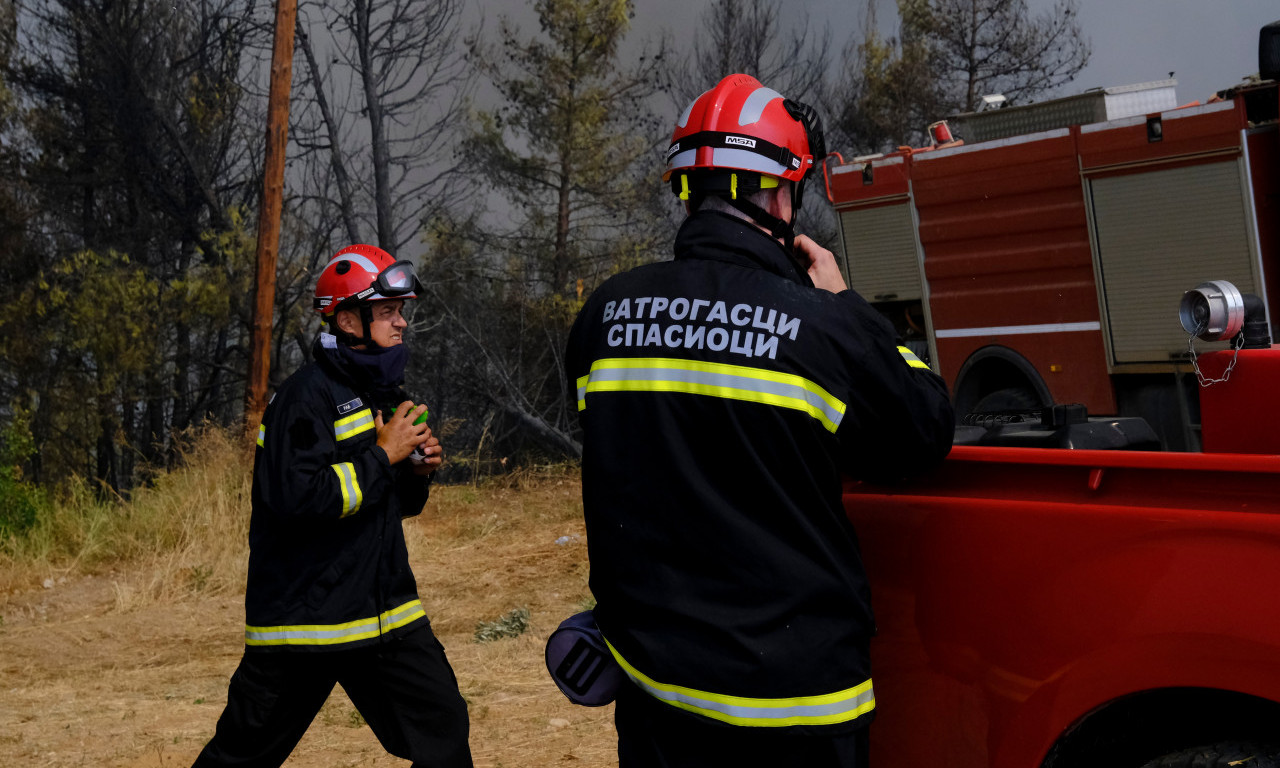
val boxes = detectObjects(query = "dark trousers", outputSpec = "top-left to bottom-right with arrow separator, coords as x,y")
614,684 -> 869,768
192,624 -> 471,768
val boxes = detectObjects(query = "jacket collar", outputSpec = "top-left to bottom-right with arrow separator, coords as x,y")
312,332 -> 408,406
673,210 -> 813,288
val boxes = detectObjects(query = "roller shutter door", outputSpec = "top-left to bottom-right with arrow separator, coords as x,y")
838,203 -> 923,302
1090,160 -> 1260,363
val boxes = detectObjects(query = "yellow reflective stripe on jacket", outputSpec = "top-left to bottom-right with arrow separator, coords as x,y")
256,423 -> 265,447
576,357 -> 846,433
604,637 -> 875,727
897,346 -> 930,370
331,461 -> 363,516
334,408 -> 375,441
244,599 -> 427,647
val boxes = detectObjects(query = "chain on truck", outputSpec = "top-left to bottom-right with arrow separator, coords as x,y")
835,19 -> 1280,768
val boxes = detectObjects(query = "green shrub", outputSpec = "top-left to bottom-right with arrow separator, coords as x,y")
474,606 -> 531,642
0,408 -> 45,539
0,466 -> 44,538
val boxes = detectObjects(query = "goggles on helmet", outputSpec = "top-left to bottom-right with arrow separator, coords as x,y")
363,260 -> 422,301
315,257 -> 423,314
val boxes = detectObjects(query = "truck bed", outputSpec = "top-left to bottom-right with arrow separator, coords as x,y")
843,445 -> 1280,768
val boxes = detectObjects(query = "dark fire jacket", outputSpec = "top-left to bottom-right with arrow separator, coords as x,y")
244,336 -> 431,652
566,210 -> 954,732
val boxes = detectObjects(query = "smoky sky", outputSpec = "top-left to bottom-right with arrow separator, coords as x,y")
471,0 -> 1278,112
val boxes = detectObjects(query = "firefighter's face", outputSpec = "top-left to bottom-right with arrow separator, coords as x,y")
337,299 -> 408,348
366,300 -> 408,347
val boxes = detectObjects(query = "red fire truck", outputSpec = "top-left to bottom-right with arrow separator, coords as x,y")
844,343 -> 1280,767
825,52 -> 1278,450
838,21 -> 1280,768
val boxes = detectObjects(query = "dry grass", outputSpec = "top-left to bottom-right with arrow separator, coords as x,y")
0,431 -> 616,767
0,428 -> 253,601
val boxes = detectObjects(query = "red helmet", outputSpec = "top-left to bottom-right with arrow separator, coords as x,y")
313,244 -> 422,316
665,74 -> 821,193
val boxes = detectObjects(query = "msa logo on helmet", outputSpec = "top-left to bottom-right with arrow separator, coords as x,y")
666,142 -> 681,159
724,135 -> 757,149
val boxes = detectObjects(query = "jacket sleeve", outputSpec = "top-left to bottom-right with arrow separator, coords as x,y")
834,290 -> 955,483
565,299 -> 592,422
257,392 -> 399,520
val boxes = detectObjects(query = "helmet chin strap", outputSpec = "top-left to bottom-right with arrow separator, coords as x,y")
726,196 -> 794,249
714,192 -> 810,283
329,303 -> 390,350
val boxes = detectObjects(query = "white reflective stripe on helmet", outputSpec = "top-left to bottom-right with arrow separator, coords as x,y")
666,148 -> 697,172
667,147 -> 790,177
738,87 -> 784,125
676,88 -> 711,128
710,147 -> 789,177
327,252 -> 381,274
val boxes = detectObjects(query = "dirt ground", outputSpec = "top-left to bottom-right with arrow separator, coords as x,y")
0,476 -> 619,767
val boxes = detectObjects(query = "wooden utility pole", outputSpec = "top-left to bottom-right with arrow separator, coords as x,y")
246,0 -> 298,434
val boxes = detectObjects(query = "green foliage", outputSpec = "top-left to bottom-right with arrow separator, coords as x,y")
427,0 -> 672,466
0,0 -> 258,492
0,404 -> 46,539
838,19 -> 941,153
37,249 -> 161,384
830,0 -> 1088,153
465,0 -> 668,299
186,563 -> 214,593
185,207 -> 256,326
474,606 -> 532,642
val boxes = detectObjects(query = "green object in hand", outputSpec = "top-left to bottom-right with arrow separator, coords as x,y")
391,406 -> 430,424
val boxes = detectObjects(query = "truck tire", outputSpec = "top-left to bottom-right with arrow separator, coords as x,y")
1138,742 -> 1280,768
970,386 -> 1040,414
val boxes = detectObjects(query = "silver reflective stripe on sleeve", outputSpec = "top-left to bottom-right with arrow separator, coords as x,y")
604,637 -> 875,727
576,357 -> 846,433
896,346 -> 931,370
331,461 -> 363,516
334,408 -> 375,441
245,599 -> 427,647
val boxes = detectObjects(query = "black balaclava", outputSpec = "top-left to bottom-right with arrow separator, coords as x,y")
321,304 -> 410,404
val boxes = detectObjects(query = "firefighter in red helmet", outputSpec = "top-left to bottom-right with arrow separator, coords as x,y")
564,75 -> 954,766
664,72 -> 825,260
314,243 -> 423,346
192,245 -> 472,768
